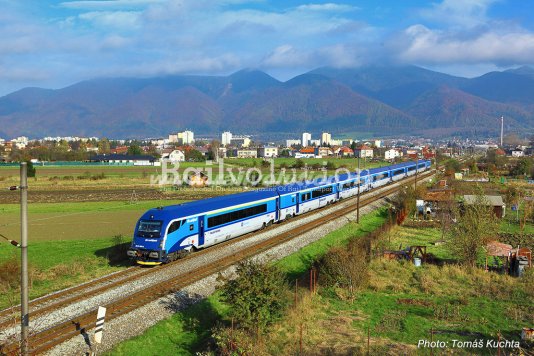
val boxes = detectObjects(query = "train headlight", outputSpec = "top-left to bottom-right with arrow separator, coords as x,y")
148,251 -> 159,259
126,250 -> 137,258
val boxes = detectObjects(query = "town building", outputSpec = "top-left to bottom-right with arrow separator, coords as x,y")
161,149 -> 185,162
90,154 -> 155,166
384,148 -> 402,160
315,146 -> 332,157
337,146 -> 354,157
221,131 -> 233,146
236,149 -> 257,158
169,131 -> 195,145
354,145 -> 374,158
512,150 -> 525,157
321,132 -> 332,146
13,136 -> 29,149
286,139 -> 301,147
302,132 -> 311,147
258,146 -> 278,158
180,131 -> 194,145
231,136 -> 251,148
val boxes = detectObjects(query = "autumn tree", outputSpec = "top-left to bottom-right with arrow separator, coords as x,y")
447,190 -> 499,267
98,138 -> 111,154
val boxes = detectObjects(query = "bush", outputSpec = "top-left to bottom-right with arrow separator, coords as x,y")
318,238 -> 369,300
0,255 -> 20,290
293,159 -> 305,169
107,234 -> 130,265
211,324 -> 255,356
217,259 -> 289,332
325,161 -> 336,170
91,172 -> 106,180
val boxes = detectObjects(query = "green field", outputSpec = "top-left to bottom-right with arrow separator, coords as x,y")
0,200 -> 186,241
0,199 -> 188,309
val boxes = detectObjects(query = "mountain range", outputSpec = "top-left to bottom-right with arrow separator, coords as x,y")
1,65 -> 533,139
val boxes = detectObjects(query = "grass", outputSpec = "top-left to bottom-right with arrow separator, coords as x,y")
0,200 -> 187,242
0,237 -> 130,309
499,204 -> 534,234
0,199 -> 187,214
276,208 -> 388,279
108,294 -> 229,356
107,208 -> 390,355
382,225 -> 453,261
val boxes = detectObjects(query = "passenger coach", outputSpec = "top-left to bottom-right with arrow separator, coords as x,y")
128,160 -> 431,265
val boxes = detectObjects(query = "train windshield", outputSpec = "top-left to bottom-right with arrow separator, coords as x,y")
138,220 -> 163,238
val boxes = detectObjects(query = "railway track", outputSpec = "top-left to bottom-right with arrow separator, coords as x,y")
0,169 -> 435,355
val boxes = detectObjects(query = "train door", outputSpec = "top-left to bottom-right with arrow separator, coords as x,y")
275,197 -> 280,221
296,194 -> 300,214
198,216 -> 205,246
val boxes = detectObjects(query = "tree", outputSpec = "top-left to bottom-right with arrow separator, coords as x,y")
217,259 -> 288,332
184,149 -> 205,162
127,144 -> 142,155
209,140 -> 221,162
26,161 -> 36,178
447,190 -> 499,267
98,138 -> 111,154
511,157 -> 532,177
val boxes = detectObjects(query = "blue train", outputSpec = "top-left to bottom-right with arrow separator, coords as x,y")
127,160 -> 431,265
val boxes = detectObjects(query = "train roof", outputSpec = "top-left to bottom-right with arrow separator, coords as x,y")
140,188 -> 278,220
139,160 -> 430,219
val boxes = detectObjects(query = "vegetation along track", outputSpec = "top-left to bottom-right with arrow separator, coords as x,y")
0,169 -> 435,355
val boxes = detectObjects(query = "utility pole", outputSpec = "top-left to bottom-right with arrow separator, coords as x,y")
20,162 -> 29,356
414,157 -> 418,191
357,156 -> 360,224
500,116 -> 504,147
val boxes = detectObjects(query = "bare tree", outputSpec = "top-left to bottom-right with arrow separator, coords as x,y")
210,139 -> 221,163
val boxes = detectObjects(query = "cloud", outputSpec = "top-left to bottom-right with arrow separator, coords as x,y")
78,10 -> 141,29
60,0 -> 166,10
398,24 -> 534,64
419,0 -> 499,27
262,45 -> 310,67
296,3 -> 358,12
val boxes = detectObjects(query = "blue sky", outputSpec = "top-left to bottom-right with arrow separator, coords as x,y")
1,0 -> 533,95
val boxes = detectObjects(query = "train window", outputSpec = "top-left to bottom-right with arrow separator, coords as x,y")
189,224 -> 194,231
207,204 -> 268,228
292,197 -> 295,203
138,220 -> 163,238
301,192 -> 311,201
373,174 -> 386,182
312,186 -> 333,199
139,220 -> 162,233
167,220 -> 182,234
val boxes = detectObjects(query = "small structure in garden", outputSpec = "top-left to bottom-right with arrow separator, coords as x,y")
383,245 -> 429,263
462,194 -> 506,219
485,241 -> 532,276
